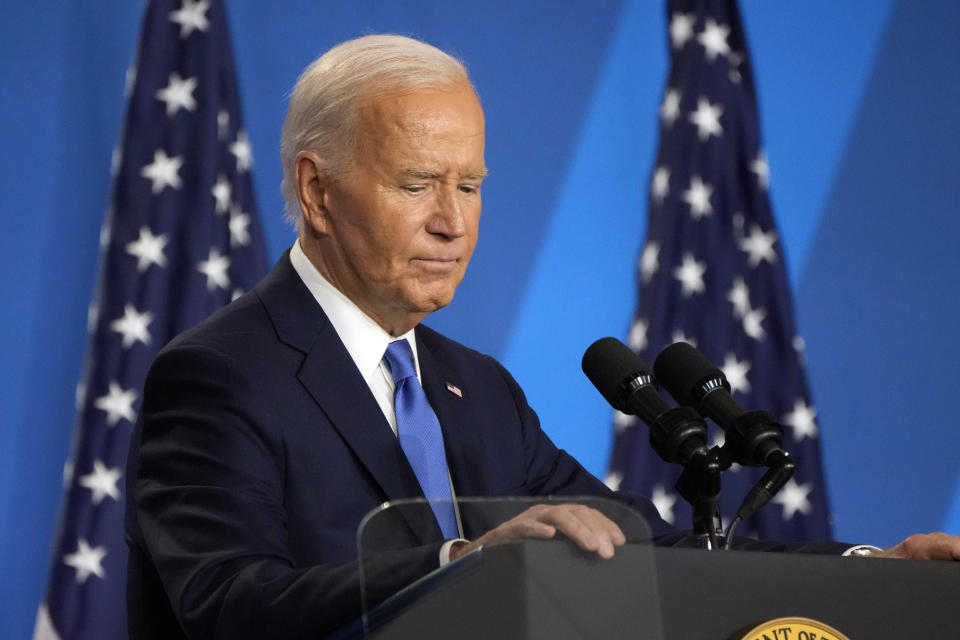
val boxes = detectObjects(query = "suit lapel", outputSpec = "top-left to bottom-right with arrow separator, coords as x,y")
258,253 -> 439,543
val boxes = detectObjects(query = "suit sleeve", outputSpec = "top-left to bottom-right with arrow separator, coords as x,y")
128,341 -> 439,639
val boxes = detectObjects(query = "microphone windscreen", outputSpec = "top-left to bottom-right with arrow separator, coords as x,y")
581,337 -> 652,411
653,342 -> 725,405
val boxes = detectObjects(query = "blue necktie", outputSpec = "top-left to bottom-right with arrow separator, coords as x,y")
383,340 -> 458,539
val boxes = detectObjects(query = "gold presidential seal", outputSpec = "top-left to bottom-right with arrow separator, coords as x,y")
736,616 -> 851,640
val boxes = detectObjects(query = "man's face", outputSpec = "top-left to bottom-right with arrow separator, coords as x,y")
313,80 -> 486,335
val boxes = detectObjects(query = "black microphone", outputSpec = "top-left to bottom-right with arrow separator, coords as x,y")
652,342 -> 789,468
582,337 -> 707,465
653,342 -> 797,532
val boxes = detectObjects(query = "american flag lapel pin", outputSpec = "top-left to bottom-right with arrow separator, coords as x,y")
445,381 -> 463,398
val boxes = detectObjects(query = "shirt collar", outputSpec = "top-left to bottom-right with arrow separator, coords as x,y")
288,240 -> 420,381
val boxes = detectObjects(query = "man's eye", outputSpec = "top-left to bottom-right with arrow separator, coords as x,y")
459,184 -> 480,195
403,185 -> 425,194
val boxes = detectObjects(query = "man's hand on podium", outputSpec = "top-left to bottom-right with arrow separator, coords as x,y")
447,503 -> 626,563
868,532 -> 960,561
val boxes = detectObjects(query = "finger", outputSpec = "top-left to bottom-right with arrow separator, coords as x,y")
561,505 -> 624,558
538,505 -> 602,554
931,532 -> 960,561
543,505 -> 619,558
479,517 -> 556,547
576,506 -> 626,556
582,507 -> 627,547
892,532 -> 960,560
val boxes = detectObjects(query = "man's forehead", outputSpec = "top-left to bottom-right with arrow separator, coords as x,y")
351,82 -> 486,174
357,82 -> 483,131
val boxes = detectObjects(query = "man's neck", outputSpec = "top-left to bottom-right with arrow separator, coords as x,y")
297,235 -> 424,336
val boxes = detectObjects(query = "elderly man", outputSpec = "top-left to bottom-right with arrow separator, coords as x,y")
125,34 -> 959,640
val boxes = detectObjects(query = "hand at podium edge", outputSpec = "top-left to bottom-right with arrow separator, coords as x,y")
867,532 -> 960,561
447,503 -> 627,563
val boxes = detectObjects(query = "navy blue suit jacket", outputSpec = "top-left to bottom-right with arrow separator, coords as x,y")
125,253 -> 845,639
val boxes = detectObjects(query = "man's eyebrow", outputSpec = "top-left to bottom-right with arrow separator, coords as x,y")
402,169 -> 441,180
400,168 -> 489,180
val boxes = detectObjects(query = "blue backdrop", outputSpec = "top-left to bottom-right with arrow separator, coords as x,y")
2,2 -> 958,637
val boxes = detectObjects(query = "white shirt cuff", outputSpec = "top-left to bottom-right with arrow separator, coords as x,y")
439,538 -> 471,567
842,544 -> 883,557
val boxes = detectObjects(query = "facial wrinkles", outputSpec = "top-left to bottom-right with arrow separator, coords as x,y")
316,82 -> 485,334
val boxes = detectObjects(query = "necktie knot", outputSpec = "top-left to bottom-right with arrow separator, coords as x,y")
384,339 -> 417,383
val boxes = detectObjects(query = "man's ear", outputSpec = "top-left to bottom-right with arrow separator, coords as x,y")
294,150 -> 330,235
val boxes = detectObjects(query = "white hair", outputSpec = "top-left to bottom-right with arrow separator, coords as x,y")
280,34 -> 472,229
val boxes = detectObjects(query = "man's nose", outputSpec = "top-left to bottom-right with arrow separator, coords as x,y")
427,185 -> 467,238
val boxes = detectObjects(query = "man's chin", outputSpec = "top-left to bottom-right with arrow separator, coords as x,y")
409,288 -> 458,317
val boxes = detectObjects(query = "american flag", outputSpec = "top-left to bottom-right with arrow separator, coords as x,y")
606,0 -> 832,542
35,1 -> 268,637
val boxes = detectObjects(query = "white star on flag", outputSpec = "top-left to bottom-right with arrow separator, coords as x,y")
100,221 -> 111,249
793,335 -> 807,354
125,65 -> 137,98
109,304 -> 153,349
751,150 -> 770,190
155,72 -> 197,116
111,147 -> 122,177
742,306 -> 767,341
651,166 -> 671,203
772,478 -> 814,520
639,241 -> 660,283
87,301 -> 99,333
709,429 -> 726,449
78,460 -> 122,505
230,129 -> 253,172
229,205 -> 252,247
673,253 -> 707,297
198,248 -> 231,290
628,317 -> 649,351
697,18 -> 731,60
63,539 -> 107,584
689,97 -> 723,141
613,410 -> 634,433
659,89 -> 681,128
126,226 -> 169,272
721,353 -> 751,395
94,382 -> 137,427
211,173 -> 232,214
651,485 -> 677,524
603,471 -> 623,491
670,330 -> 697,348
739,224 -> 778,267
75,381 -> 88,416
682,176 -> 713,219
169,0 -> 210,38
784,400 -> 818,441
141,149 -> 183,194
727,276 -> 751,317
669,13 -> 696,50
75,380 -> 87,413
727,51 -> 745,84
